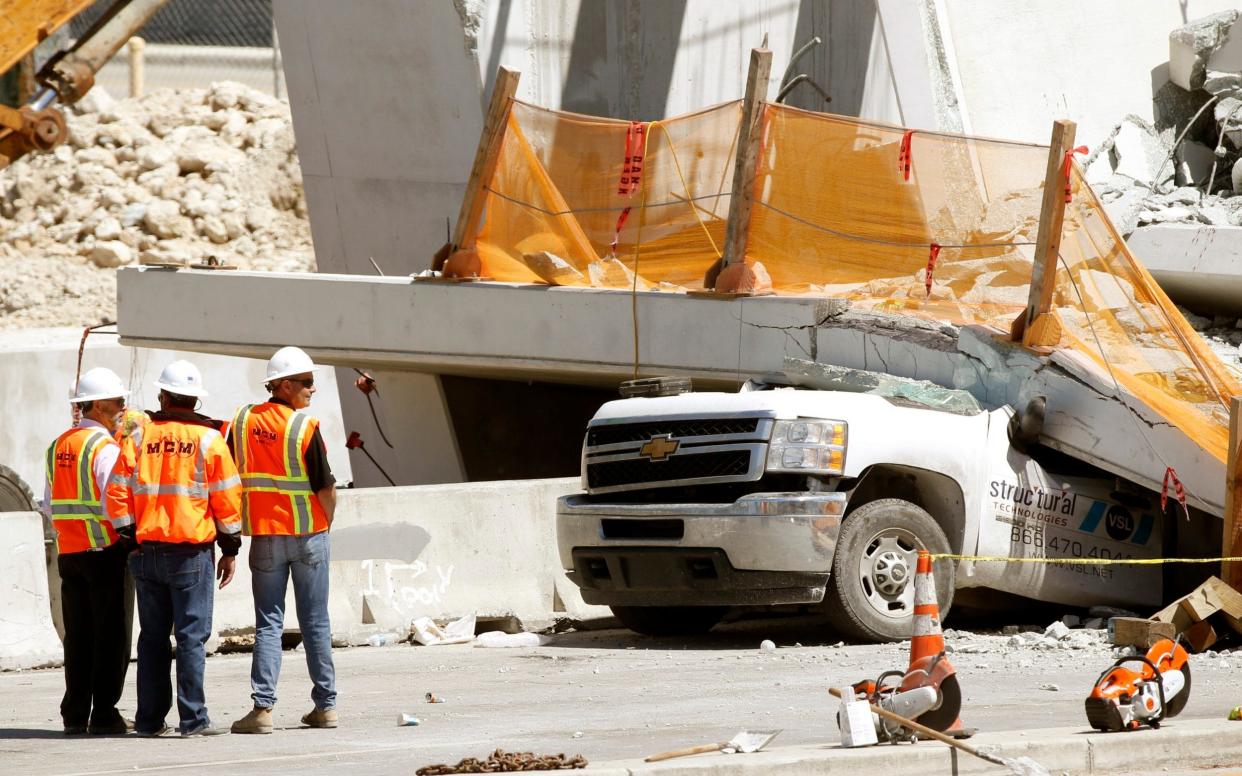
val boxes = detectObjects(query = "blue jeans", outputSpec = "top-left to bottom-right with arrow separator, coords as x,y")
249,532 -> 336,710
129,543 -> 215,734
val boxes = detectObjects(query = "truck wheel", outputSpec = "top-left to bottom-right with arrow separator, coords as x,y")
0,463 -> 36,512
824,498 -> 955,643
610,606 -> 726,637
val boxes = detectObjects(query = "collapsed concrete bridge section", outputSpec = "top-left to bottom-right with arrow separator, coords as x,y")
116,266 -> 1225,519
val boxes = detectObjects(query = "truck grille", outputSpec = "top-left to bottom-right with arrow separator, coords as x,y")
584,413 -> 772,494
588,418 -> 761,447
587,450 -> 753,490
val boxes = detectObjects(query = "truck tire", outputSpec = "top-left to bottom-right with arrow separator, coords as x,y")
610,605 -> 727,637
0,463 -> 37,512
824,498 -> 955,643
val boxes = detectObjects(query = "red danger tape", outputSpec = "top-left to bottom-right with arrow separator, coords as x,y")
1161,466 -> 1190,520
1063,145 -> 1088,203
898,130 -> 915,181
611,122 -> 647,255
925,243 -> 941,297
618,121 -> 646,196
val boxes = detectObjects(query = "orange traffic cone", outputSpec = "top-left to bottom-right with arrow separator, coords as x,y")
905,549 -> 973,738
908,549 -> 945,669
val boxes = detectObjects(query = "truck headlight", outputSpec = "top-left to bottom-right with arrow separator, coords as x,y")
766,419 -> 846,475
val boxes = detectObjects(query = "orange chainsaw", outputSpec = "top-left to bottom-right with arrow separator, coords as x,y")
1085,638 -> 1191,732
846,651 -> 961,742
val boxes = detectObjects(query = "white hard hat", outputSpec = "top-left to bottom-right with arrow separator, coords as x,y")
153,359 -> 209,398
70,367 -> 129,403
264,346 -> 318,383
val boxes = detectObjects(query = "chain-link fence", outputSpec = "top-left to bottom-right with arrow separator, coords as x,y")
69,0 -> 283,98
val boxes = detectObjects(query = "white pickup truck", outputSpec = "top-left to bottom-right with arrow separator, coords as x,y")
556,373 -> 1166,641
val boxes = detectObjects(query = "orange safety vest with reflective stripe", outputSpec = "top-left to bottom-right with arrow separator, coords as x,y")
230,402 -> 328,536
105,417 -> 242,545
46,427 -> 119,554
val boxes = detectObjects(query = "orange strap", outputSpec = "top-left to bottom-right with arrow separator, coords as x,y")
925,243 -> 941,297
1062,145 -> 1088,203
898,130 -> 916,181
1161,467 -> 1189,520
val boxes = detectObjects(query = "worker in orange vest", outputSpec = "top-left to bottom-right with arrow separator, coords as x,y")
105,360 -> 243,738
43,367 -> 132,736
229,346 -> 338,734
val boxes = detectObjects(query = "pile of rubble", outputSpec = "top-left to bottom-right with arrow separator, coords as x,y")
1179,306 -> 1242,375
1086,10 -> 1242,235
0,82 -> 313,329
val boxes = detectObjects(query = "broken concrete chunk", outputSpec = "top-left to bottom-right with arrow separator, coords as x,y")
782,358 -> 983,416
522,250 -> 586,285
1158,186 -> 1203,207
1169,10 -> 1242,91
1110,116 -> 1174,188
1043,621 -> 1071,641
1199,205 -> 1233,226
1149,205 -> 1196,223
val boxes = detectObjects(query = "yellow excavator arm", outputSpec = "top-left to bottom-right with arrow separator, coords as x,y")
0,0 -> 169,167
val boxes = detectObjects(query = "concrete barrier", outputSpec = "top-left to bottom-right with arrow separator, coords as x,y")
1,478 -> 601,668
0,512 -> 63,670
211,477 -> 605,641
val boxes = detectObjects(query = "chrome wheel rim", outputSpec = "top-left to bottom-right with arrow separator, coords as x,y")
857,527 -> 921,620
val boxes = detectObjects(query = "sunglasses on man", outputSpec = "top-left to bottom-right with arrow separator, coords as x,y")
286,377 -> 314,388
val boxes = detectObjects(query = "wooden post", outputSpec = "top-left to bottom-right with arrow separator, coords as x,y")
16,53 -> 37,105
452,67 -> 520,253
714,47 -> 771,291
1013,119 -> 1076,343
1225,396 -> 1242,590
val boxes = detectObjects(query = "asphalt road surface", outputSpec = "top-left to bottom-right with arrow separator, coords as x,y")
2,617 -> 1238,775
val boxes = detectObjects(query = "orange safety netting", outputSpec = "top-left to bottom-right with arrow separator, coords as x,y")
466,99 -> 1241,464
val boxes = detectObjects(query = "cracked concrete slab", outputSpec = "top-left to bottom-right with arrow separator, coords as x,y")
116,268 -> 1229,519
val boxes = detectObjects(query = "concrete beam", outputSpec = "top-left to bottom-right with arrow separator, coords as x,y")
116,268 -> 1226,516
1127,224 -> 1242,317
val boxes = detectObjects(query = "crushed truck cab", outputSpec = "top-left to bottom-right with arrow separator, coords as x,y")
556,381 -> 1165,641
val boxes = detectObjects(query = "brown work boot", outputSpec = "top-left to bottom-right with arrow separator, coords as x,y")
230,706 -> 273,734
300,707 -> 338,728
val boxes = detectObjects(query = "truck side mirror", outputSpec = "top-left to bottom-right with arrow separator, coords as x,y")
1007,396 -> 1046,455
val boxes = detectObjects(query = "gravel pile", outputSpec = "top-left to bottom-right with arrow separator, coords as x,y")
0,82 -> 313,329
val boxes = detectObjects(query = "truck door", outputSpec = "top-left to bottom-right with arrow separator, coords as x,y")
970,408 -> 1162,610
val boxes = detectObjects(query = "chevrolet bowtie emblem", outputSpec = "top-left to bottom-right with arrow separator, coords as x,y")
639,434 -> 679,461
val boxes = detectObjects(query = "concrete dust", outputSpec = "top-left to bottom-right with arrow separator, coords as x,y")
998,754 -> 1051,776
0,82 -> 313,330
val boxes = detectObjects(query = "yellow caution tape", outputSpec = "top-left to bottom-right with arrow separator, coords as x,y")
928,554 -> 1242,566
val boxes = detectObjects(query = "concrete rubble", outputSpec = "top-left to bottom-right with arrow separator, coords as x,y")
1085,13 -> 1242,241
0,82 -> 313,329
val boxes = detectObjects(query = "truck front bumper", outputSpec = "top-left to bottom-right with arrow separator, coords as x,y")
556,492 -> 846,607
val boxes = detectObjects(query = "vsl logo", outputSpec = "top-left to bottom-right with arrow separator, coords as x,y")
1103,505 -> 1135,542
145,439 -> 196,457
1078,499 -> 1154,546
251,427 -> 279,444
56,451 -> 77,467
